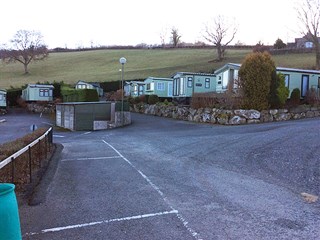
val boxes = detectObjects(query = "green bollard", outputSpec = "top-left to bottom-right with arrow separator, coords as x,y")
0,183 -> 22,240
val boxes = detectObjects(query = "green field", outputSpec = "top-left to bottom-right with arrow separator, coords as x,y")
0,48 -> 317,89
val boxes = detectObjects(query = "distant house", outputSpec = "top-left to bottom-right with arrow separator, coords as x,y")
124,81 -> 145,97
172,72 -> 217,101
75,80 -> 104,97
216,63 -> 320,98
294,34 -> 320,48
0,89 -> 7,108
21,84 -> 54,102
144,77 -> 173,98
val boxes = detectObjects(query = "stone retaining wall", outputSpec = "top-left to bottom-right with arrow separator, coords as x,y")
131,104 -> 320,125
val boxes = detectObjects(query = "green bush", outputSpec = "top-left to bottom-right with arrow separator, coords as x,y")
290,88 -> 301,106
61,88 -> 99,102
269,73 -> 289,108
276,73 -> 289,108
6,89 -> 22,106
239,52 -> 275,110
148,94 -> 159,104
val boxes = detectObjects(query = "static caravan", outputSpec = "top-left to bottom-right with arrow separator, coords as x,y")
0,89 -> 7,108
214,63 -> 241,91
276,67 -> 320,98
172,72 -> 217,102
75,80 -> 104,97
21,84 -> 54,102
126,81 -> 145,97
144,77 -> 173,98
215,63 -> 320,98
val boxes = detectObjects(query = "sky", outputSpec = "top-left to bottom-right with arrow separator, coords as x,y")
0,0 -> 302,49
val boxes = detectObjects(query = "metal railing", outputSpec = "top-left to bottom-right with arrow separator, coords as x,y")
0,127 -> 53,187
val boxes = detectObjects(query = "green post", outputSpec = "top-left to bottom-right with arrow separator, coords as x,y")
0,183 -> 22,240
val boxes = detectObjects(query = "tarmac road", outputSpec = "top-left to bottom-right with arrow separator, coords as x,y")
5,112 -> 320,239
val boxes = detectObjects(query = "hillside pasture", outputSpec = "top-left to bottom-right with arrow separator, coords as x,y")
0,48 -> 316,89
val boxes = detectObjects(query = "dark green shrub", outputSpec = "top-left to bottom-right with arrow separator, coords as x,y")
290,88 -> 301,106
148,94 -> 159,104
276,73 -> 289,108
81,89 -> 99,102
61,89 -> 98,102
6,89 -> 22,106
269,73 -> 289,108
239,52 -> 275,110
133,96 -> 141,104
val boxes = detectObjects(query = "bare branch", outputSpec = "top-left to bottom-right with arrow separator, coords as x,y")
203,15 -> 238,61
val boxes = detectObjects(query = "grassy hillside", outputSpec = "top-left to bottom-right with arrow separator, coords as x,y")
0,48 -> 317,89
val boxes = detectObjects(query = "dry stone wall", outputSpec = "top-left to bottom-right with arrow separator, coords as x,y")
131,104 -> 320,125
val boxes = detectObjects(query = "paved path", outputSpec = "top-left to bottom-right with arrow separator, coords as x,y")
15,113 -> 320,239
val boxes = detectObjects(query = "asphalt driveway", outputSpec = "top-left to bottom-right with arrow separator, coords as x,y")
2,111 -> 319,239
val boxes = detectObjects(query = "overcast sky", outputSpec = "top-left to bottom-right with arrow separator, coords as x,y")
0,0 -> 301,49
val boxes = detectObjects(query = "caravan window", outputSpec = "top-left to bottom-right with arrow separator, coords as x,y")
39,89 -> 49,97
157,82 -> 165,91
187,77 -> 193,87
284,74 -> 290,88
205,78 -> 210,88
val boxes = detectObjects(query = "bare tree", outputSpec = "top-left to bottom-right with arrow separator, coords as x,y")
160,27 -> 168,48
297,0 -> 320,69
1,30 -> 48,74
171,27 -> 181,48
203,15 -> 237,61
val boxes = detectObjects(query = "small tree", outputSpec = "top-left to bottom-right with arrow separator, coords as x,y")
276,73 -> 290,108
290,88 -> 301,106
238,52 -> 275,110
273,38 -> 287,49
1,30 -> 48,74
171,27 -> 181,48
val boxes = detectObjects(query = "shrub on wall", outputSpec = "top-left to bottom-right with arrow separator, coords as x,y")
238,52 -> 275,110
148,95 -> 159,104
305,88 -> 319,105
290,88 -> 301,106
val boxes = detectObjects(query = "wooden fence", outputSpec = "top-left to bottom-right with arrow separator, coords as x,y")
0,127 -> 53,190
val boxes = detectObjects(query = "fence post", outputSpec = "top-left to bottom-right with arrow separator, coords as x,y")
45,135 -> 48,159
28,146 -> 32,183
11,157 -> 15,183
38,139 -> 41,167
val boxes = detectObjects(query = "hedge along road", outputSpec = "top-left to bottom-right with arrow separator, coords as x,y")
19,113 -> 320,240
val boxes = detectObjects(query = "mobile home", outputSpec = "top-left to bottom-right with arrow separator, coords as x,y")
214,63 -> 241,91
75,80 -> 104,97
215,63 -> 320,98
277,67 -> 320,97
172,72 -> 217,102
21,84 -> 54,102
144,77 -> 173,98
125,81 -> 145,97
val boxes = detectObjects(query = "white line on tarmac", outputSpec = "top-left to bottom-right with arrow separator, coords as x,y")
26,210 -> 178,236
53,135 -> 65,138
61,156 -> 122,162
102,140 -> 202,240
82,132 -> 92,135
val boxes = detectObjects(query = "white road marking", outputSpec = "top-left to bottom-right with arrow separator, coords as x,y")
82,132 -> 92,135
26,210 -> 178,236
102,140 -> 202,240
61,156 -> 122,162
53,135 -> 65,138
